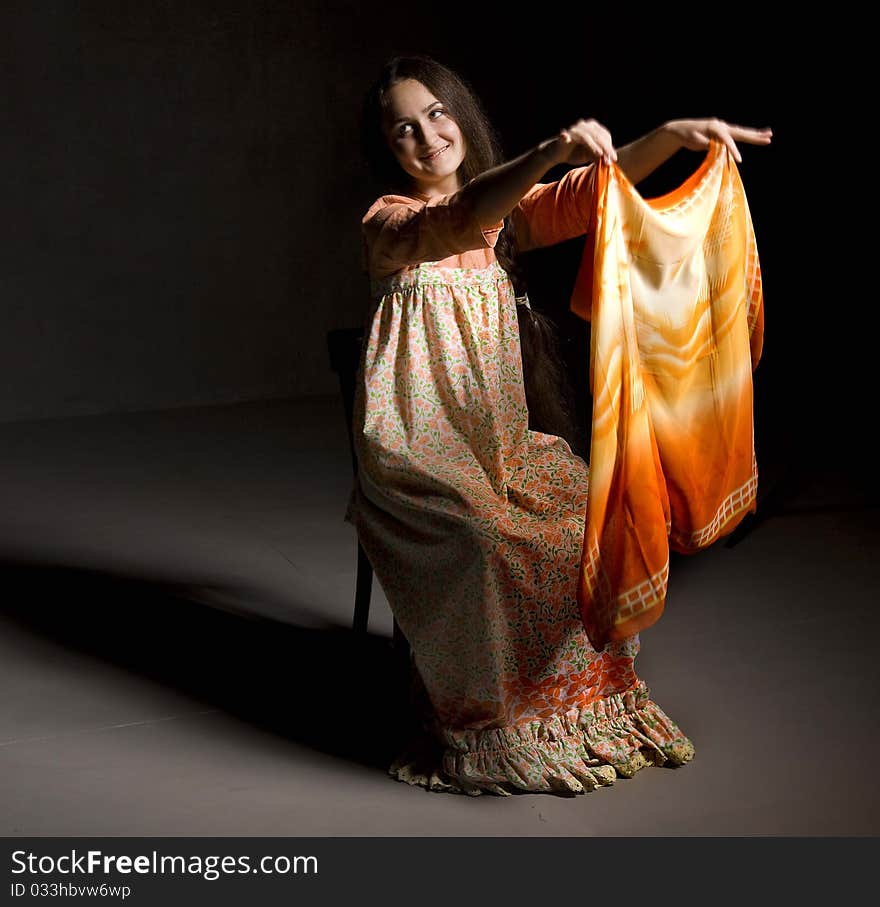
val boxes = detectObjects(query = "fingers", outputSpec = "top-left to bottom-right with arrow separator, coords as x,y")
713,121 -> 773,156
710,124 -> 742,163
706,120 -> 772,163
569,126 -> 610,162
727,124 -> 773,145
727,140 -> 742,163
565,118 -> 617,164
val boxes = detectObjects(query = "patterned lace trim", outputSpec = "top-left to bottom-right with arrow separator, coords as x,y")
370,260 -> 508,298
388,679 -> 695,796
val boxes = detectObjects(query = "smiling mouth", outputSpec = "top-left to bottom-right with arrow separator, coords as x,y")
421,145 -> 449,161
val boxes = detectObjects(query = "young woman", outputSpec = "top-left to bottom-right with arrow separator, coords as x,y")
345,54 -> 771,796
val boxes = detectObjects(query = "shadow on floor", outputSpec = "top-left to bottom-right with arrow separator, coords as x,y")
0,557 -> 416,772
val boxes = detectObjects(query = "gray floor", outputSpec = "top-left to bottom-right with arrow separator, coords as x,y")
1,396 -> 877,836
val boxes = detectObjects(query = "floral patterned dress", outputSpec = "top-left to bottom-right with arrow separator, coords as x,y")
344,166 -> 695,796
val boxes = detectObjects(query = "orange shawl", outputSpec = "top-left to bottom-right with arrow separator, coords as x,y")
571,141 -> 764,650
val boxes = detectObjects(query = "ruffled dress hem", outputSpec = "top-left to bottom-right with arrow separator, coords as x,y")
388,679 -> 695,797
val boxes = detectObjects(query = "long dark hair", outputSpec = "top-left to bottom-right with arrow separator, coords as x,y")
360,54 -> 583,454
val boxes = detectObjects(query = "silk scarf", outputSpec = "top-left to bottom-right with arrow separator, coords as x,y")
570,140 -> 764,650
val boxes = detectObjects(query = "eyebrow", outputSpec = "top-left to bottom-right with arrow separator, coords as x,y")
388,101 -> 443,127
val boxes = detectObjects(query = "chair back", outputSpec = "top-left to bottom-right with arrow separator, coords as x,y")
326,327 -> 365,476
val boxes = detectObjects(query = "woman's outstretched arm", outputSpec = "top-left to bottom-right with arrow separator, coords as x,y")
363,120 -> 614,276
465,120 -> 614,230
511,118 -> 773,251
616,119 -> 773,186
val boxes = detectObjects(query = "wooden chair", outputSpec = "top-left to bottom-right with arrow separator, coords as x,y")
326,327 -> 410,666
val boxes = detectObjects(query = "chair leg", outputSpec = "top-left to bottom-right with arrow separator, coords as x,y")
353,541 -> 372,633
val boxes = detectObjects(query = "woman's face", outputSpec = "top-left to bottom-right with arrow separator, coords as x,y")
382,79 -> 466,198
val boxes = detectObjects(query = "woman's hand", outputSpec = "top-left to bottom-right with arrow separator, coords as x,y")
665,118 -> 772,163
546,118 -> 617,167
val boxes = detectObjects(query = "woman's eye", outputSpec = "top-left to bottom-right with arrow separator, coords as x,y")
396,109 -> 444,137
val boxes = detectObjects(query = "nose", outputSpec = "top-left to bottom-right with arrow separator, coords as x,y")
417,119 -> 439,148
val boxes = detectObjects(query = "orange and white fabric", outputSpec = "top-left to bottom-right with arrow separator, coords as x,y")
569,141 -> 764,650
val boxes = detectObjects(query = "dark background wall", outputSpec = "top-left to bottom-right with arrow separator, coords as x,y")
1,3 -> 864,490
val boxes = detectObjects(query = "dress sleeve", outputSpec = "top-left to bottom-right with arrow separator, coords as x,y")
510,163 -> 598,253
362,190 -> 504,278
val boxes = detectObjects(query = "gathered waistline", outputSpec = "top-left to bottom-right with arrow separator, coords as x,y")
370,260 -> 509,299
